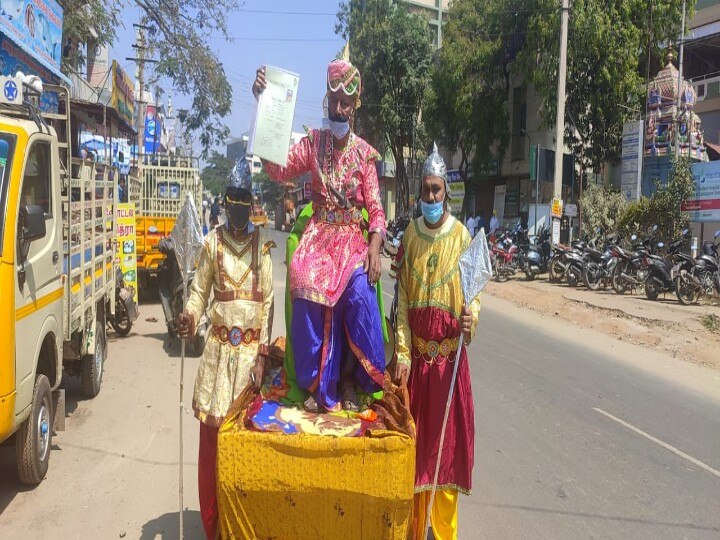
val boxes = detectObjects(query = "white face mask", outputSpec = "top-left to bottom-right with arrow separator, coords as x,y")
329,119 -> 350,139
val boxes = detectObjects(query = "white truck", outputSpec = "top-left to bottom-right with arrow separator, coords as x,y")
0,78 -> 126,484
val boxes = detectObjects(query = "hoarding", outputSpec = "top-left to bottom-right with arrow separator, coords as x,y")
684,161 -> 720,223
621,120 -> 643,201
0,0 -> 63,80
111,60 -> 134,127
0,35 -> 58,111
117,203 -> 138,303
144,104 -> 162,154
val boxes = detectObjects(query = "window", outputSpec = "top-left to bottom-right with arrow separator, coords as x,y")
511,86 -> 527,160
20,141 -> 52,216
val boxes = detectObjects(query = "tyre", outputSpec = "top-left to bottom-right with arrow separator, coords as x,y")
81,319 -> 106,398
583,265 -> 603,291
674,275 -> 699,306
495,261 -> 509,282
612,263 -> 629,294
549,257 -> 564,283
644,277 -> 660,301
16,374 -> 52,485
525,269 -> 537,281
109,299 -> 132,337
567,268 -> 580,287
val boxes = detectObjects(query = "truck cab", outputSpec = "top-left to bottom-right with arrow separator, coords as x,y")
0,79 -> 115,484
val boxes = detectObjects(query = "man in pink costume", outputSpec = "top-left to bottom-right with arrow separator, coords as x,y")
252,59 -> 386,413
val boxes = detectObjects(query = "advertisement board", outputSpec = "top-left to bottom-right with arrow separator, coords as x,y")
0,35 -> 58,111
621,120 -> 644,201
144,104 -> 163,154
117,203 -> 138,303
448,180 -> 465,220
684,161 -> 720,223
0,0 -> 63,80
111,60 -> 134,127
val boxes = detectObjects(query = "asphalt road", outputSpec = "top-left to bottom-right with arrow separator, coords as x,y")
0,226 -> 718,539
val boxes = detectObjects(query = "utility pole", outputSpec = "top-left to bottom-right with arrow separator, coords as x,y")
552,0 -> 570,244
126,21 -> 158,166
674,0 -> 687,158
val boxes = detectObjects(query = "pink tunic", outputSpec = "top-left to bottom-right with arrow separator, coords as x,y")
265,129 -> 386,307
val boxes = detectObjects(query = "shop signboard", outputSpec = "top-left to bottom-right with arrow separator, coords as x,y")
111,60 -> 134,127
117,203 -> 138,303
685,161 -> 720,222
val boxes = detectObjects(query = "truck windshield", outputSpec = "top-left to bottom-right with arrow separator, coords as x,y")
0,133 -> 17,255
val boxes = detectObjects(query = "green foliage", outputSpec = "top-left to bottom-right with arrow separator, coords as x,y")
61,0 -> 235,157
337,0 -> 433,213
255,170 -> 285,206
424,0 -> 511,203
200,152 -> 233,195
616,158 -> 695,241
579,184 -> 628,233
517,0 -> 691,172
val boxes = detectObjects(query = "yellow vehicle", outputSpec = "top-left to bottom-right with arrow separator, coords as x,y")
0,79 -> 118,484
133,154 -> 202,285
250,197 -> 269,228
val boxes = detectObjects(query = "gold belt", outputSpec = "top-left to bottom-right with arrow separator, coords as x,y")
412,335 -> 460,364
212,325 -> 260,347
315,207 -> 363,225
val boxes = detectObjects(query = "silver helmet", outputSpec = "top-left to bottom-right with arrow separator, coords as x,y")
422,142 -> 451,198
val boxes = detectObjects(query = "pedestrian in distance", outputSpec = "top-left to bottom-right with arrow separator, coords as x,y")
465,212 -> 475,238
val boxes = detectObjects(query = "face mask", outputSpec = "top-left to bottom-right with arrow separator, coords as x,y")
420,200 -> 444,225
226,202 -> 251,233
329,118 -> 350,139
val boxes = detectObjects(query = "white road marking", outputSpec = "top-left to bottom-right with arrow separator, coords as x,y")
593,407 -> 720,479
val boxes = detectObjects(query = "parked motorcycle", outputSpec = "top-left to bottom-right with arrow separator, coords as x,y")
611,227 -> 660,294
383,216 -> 409,258
491,228 -> 521,281
158,237 -> 208,354
674,230 -> 720,305
108,267 -> 138,337
583,235 -> 619,291
643,232 -> 689,301
519,226 -> 552,280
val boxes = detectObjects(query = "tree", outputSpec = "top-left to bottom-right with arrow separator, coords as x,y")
254,170 -> 285,208
518,0 -> 691,175
200,152 -> 233,195
579,184 -> 628,234
424,0 -> 515,209
336,0 -> 433,214
61,0 -> 235,156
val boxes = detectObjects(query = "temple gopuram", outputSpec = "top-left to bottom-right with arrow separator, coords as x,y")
642,51 -> 708,193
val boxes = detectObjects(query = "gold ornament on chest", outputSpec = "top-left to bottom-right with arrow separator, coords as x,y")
427,252 -> 439,274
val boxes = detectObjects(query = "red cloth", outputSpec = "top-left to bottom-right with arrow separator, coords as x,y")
198,422 -> 219,539
407,307 -> 474,494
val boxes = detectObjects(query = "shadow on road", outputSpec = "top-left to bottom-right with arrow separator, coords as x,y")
0,445 -> 34,514
140,510 -> 204,539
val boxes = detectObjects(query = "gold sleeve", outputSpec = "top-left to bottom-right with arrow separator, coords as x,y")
186,238 -> 215,325
468,292 -> 481,342
259,240 -> 275,346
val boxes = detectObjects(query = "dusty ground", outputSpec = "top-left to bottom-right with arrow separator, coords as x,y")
484,275 -> 720,370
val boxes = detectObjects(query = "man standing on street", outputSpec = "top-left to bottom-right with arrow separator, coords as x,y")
475,211 -> 486,236
465,212 -> 475,237
393,144 -> 481,539
177,156 -> 275,539
489,209 -> 500,235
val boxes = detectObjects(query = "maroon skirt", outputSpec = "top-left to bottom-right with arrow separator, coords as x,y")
407,306 -> 475,494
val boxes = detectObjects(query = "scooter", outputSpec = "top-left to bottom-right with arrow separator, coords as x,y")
108,267 -> 138,337
674,230 -> 720,305
158,237 -> 209,355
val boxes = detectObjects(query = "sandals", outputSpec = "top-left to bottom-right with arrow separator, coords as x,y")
341,383 -> 360,412
303,392 -> 320,413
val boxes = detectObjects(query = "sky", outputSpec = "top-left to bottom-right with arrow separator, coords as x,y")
110,0 -> 346,154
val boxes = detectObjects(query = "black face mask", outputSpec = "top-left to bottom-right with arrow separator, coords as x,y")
226,202 -> 251,233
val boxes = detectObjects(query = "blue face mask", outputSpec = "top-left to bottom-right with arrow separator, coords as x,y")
329,119 -> 350,139
420,200 -> 444,225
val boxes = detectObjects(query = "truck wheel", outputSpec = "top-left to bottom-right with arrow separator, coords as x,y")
16,374 -> 53,485
81,320 -> 106,398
